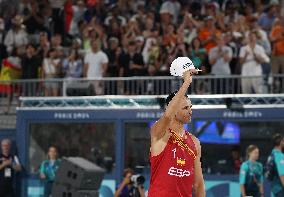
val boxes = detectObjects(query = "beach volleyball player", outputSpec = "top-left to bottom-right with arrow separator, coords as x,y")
148,60 -> 205,197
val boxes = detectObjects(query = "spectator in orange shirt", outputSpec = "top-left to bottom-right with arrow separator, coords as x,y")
270,16 -> 284,93
162,23 -> 177,47
198,16 -> 221,53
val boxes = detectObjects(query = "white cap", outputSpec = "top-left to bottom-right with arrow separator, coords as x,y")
170,57 -> 195,77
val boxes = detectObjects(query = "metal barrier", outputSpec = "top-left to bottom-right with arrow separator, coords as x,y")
19,94 -> 284,109
0,74 -> 283,115
0,74 -> 283,128
0,75 -> 283,99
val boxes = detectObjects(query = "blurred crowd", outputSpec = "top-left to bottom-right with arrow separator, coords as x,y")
0,0 -> 284,94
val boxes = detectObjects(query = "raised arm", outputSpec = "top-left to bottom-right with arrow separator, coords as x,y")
151,69 -> 195,141
114,176 -> 131,197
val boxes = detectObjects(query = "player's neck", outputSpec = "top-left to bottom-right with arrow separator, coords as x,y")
170,120 -> 185,137
274,146 -> 282,151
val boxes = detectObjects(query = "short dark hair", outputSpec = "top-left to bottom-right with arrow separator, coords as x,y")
26,43 -> 36,50
165,91 -> 187,106
47,146 -> 58,159
273,133 -> 284,147
47,48 -> 56,57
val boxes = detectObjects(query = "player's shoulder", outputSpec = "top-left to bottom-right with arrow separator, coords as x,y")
276,152 -> 284,162
188,133 -> 200,145
150,120 -> 159,133
150,115 -> 171,132
274,150 -> 284,157
41,160 -> 49,166
188,132 -> 201,152
241,161 -> 250,170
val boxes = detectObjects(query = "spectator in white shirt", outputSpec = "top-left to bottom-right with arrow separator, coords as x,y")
209,35 -> 233,93
42,48 -> 61,96
84,39 -> 108,95
4,15 -> 28,54
209,35 -> 233,75
239,31 -> 270,94
247,17 -> 271,55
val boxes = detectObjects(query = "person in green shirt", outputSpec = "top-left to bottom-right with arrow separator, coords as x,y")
270,134 -> 284,197
189,38 -> 207,94
39,146 -> 61,197
240,145 -> 264,197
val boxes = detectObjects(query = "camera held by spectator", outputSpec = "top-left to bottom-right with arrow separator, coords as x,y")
131,174 -> 145,188
114,168 -> 145,197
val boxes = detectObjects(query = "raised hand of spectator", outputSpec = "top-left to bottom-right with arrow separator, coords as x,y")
238,16 -> 248,33
93,24 -> 104,39
51,59 -> 59,67
83,26 -> 91,39
177,22 -> 184,34
216,12 -> 226,31
217,46 -> 223,54
68,52 -> 75,62
253,51 -> 266,64
182,12 -> 191,25
184,12 -> 200,29
244,49 -> 249,60
122,174 -> 131,186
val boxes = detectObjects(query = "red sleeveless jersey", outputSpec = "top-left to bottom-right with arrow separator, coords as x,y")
148,130 -> 197,197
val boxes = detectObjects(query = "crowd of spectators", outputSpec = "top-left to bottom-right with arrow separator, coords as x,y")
0,0 -> 284,95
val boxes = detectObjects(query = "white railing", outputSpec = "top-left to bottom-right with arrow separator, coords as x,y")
0,74 -> 282,114
0,75 -> 283,99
